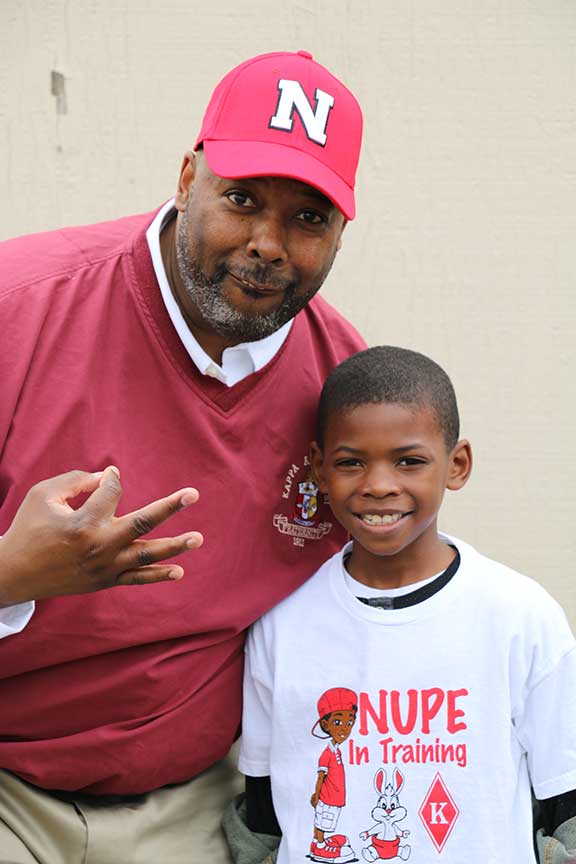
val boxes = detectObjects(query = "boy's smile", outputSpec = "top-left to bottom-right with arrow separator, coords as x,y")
311,402 -> 472,589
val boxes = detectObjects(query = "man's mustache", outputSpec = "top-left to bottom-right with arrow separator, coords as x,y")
215,264 -> 295,294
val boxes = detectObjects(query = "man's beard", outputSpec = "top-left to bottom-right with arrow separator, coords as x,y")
176,207 -> 328,343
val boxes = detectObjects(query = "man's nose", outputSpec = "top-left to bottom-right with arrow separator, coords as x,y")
246,215 -> 288,265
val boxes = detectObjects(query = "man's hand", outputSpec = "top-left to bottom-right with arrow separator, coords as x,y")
0,466 -> 203,605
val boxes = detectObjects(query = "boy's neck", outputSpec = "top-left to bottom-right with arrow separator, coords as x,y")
346,534 -> 456,591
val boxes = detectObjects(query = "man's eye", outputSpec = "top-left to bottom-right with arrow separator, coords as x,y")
335,459 -> 361,468
225,191 -> 256,208
398,457 -> 426,467
296,209 -> 326,225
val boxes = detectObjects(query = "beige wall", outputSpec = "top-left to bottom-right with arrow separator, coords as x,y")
1,0 -> 575,626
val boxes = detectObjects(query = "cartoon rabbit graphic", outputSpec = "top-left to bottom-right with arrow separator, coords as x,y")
359,768 -> 411,861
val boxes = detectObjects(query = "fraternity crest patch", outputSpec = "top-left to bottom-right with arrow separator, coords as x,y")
273,456 -> 333,547
294,478 -> 318,526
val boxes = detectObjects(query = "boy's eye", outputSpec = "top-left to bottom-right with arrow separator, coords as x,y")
225,190 -> 256,208
335,458 -> 362,468
398,456 -> 427,467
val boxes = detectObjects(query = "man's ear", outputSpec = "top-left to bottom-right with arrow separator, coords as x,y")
446,439 -> 473,491
310,441 -> 328,494
174,151 -> 197,212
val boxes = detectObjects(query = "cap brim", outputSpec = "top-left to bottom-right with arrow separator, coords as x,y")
202,139 -> 355,221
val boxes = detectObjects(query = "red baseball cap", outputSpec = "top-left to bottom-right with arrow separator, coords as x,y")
195,51 -> 362,220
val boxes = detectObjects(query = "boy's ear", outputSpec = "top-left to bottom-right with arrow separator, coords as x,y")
310,442 -> 328,493
446,439 -> 473,491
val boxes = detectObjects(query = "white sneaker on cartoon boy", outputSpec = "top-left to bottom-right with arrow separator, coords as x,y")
359,768 -> 411,861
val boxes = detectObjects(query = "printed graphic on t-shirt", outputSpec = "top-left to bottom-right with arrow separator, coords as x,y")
309,687 -> 359,863
306,686 -> 467,859
359,768 -> 411,861
273,457 -> 334,546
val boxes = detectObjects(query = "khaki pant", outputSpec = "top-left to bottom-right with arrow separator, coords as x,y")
0,747 -> 243,864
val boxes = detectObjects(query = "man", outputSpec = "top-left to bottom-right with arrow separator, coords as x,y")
0,51 -> 365,863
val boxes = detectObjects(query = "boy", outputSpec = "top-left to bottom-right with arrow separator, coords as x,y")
235,346 -> 576,863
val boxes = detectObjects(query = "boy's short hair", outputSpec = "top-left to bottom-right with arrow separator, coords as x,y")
316,346 -> 460,450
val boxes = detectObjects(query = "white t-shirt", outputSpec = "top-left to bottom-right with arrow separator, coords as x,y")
239,535 -> 576,863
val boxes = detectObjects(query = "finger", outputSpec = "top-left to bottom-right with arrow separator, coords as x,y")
115,532 -> 203,571
115,564 -> 186,587
78,466 -> 123,522
38,469 -> 105,506
114,487 -> 200,544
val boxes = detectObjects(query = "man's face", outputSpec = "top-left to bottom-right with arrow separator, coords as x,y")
174,153 -> 346,343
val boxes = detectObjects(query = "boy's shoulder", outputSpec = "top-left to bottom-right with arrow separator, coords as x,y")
452,534 -> 571,629
257,545 -> 344,627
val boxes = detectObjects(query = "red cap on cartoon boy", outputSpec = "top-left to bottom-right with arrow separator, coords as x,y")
318,687 -> 357,717
312,687 -> 358,737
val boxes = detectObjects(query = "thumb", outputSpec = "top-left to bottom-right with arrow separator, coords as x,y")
44,469 -> 106,506
78,465 -> 123,522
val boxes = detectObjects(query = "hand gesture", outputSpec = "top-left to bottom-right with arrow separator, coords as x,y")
0,466 -> 203,605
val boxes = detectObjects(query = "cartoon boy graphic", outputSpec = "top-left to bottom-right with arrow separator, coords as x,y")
309,687 -> 358,863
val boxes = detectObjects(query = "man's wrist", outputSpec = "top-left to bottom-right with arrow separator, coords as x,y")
0,535 -> 30,606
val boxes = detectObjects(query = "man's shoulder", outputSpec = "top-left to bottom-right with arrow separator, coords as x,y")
0,209 -> 158,301
302,294 -> 366,353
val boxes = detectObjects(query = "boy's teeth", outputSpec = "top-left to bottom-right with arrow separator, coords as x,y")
361,513 -> 403,525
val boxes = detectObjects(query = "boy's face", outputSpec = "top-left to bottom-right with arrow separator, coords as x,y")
320,709 -> 357,743
311,402 -> 471,578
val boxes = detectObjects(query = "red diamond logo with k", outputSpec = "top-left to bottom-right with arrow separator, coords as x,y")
418,772 -> 459,852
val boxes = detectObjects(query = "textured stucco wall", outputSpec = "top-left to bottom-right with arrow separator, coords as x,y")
1,0 -> 575,626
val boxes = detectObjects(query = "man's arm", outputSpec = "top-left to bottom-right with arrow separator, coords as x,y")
0,465 -> 203,607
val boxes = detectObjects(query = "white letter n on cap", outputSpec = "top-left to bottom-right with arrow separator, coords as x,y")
270,80 -> 335,146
